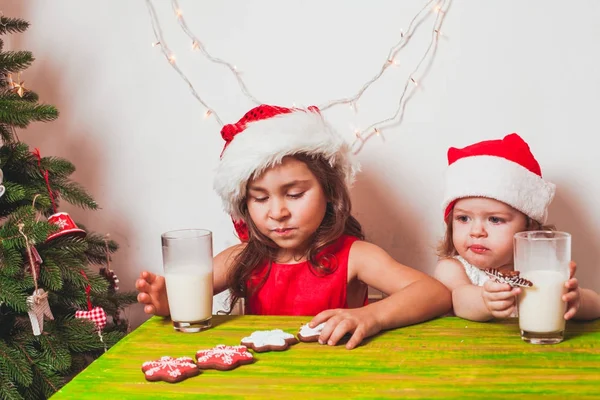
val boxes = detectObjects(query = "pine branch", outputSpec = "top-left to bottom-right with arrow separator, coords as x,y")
0,374 -> 24,400
0,247 -> 22,277
36,335 -> 71,373
39,260 -> 63,292
54,180 -> 98,210
0,100 -> 58,127
0,340 -> 33,387
59,318 -> 106,353
41,157 -> 76,178
0,51 -> 33,75
26,364 -> 62,399
0,124 -> 12,143
0,17 -> 29,35
0,280 -> 28,313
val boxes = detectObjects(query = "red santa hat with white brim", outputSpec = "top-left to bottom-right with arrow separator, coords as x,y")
214,105 -> 359,241
442,133 -> 556,224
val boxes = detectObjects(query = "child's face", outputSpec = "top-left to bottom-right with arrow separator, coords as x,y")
452,197 -> 528,270
246,156 -> 328,259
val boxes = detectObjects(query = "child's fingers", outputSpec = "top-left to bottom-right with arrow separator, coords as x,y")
144,304 -> 157,315
137,292 -> 151,304
491,306 -> 515,319
569,261 -> 577,279
135,278 -> 148,291
318,317 -> 341,345
346,327 -> 366,350
564,302 -> 578,320
564,278 -> 578,290
310,309 -> 337,328
326,320 -> 354,346
488,299 -> 515,311
484,280 -> 512,293
562,291 -> 578,303
485,290 -> 518,302
142,271 -> 157,284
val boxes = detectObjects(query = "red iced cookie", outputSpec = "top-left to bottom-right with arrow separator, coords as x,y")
195,344 -> 254,370
141,356 -> 200,383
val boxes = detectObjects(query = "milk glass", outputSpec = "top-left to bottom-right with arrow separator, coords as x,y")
162,229 -> 213,332
515,231 -> 570,344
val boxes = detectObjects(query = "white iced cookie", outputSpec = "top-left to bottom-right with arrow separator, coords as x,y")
298,322 -> 326,342
240,329 -> 298,352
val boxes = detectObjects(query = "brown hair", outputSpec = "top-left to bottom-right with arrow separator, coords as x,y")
436,207 -> 556,258
225,153 -> 364,313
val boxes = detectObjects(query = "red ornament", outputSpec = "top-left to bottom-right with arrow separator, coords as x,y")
75,306 -> 107,331
46,212 -> 86,242
25,246 -> 43,278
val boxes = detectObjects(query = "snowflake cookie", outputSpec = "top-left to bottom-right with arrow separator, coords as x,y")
484,268 -> 533,288
297,322 -> 326,342
240,329 -> 299,352
195,345 -> 254,370
141,356 -> 200,383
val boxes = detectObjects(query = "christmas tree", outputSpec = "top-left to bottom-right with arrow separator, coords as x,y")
0,16 -> 136,399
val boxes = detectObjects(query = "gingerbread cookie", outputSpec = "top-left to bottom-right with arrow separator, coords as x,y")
241,329 -> 298,352
297,322 -> 326,342
484,268 -> 533,288
141,356 -> 200,383
195,345 -> 254,370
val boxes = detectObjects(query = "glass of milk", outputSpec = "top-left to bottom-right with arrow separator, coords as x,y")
161,229 -> 213,333
515,231 -> 570,344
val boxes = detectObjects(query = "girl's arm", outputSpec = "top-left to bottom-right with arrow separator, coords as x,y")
311,241 -> 452,349
434,258 -> 519,322
213,243 -> 246,295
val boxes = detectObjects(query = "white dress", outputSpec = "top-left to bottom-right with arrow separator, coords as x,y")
453,255 -> 518,317
454,255 -> 489,286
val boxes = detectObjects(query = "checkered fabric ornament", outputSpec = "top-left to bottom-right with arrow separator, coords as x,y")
484,268 -> 533,288
75,306 -> 107,331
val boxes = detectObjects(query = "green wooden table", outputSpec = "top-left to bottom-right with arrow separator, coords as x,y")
52,316 -> 600,399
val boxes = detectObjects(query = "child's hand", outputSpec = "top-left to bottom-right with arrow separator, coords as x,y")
136,271 -> 170,316
563,261 -> 580,320
308,307 -> 381,350
481,280 -> 521,319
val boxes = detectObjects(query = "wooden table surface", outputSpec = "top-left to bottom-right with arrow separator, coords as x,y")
52,315 -> 600,399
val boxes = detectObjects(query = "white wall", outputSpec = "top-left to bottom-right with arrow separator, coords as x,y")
5,0 -> 600,328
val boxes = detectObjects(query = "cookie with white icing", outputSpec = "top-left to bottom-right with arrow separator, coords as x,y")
141,356 -> 200,383
297,322 -> 326,342
240,329 -> 298,352
195,345 -> 254,370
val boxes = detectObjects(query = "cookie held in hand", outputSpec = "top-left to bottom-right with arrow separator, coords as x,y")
141,356 -> 200,383
195,345 -> 254,370
297,322 -> 326,342
241,329 -> 298,352
484,268 -> 533,288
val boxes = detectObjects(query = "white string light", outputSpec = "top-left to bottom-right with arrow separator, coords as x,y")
352,0 -> 449,153
146,0 -> 450,151
170,0 -> 263,106
145,0 -> 223,125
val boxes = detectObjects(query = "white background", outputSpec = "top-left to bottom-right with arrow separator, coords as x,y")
5,0 -> 600,328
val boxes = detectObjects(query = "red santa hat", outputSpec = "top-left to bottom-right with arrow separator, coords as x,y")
214,104 -> 359,241
442,133 -> 555,224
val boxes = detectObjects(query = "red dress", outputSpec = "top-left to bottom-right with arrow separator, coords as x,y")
245,235 -> 367,316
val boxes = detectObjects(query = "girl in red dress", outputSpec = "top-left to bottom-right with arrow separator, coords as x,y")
137,105 -> 451,349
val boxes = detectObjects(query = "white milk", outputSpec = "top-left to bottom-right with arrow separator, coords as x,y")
518,270 -> 567,333
165,270 -> 213,322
